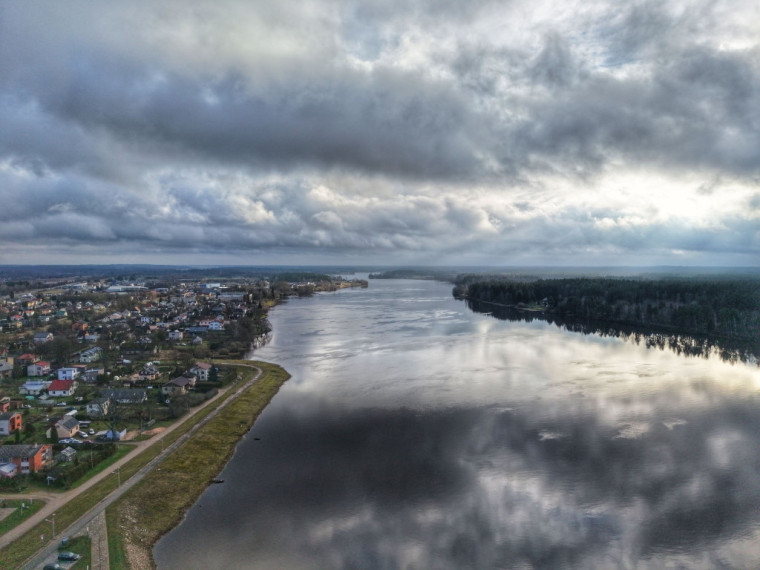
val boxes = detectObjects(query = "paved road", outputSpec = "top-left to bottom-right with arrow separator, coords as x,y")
1,365 -> 261,570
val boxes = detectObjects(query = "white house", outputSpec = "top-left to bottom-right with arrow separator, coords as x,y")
208,321 -> 224,331
168,330 -> 183,341
27,361 -> 51,377
190,362 -> 212,382
86,397 -> 110,418
48,379 -> 78,397
57,368 -> 81,381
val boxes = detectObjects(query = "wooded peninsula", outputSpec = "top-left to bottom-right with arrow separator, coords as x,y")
454,276 -> 760,341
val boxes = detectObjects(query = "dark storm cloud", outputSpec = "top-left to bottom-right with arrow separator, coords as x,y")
3,1 -> 758,183
24,60 -> 487,180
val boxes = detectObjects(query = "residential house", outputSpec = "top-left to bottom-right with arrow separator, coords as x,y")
16,353 -> 38,366
0,411 -> 22,435
51,416 -> 80,439
162,376 -> 192,396
0,360 -> 12,380
0,444 -> 52,474
84,368 -> 104,383
208,321 -> 224,331
18,380 -> 51,396
79,347 -> 102,363
168,330 -> 183,341
33,331 -> 54,344
86,397 -> 110,418
27,361 -> 51,377
57,368 -> 81,381
139,364 -> 160,381
99,388 -> 147,405
190,362 -> 212,382
181,372 -> 197,388
98,428 -> 126,441
48,379 -> 78,397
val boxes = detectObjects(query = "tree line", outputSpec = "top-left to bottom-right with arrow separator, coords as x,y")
456,277 -> 760,340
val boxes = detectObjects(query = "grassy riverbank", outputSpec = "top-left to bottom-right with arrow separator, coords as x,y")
106,361 -> 290,569
0,362 -> 269,569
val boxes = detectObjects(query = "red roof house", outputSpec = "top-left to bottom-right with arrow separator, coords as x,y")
48,379 -> 77,397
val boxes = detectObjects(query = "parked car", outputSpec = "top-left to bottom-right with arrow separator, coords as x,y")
88,428 -> 95,435
43,564 -> 63,570
58,551 -> 81,561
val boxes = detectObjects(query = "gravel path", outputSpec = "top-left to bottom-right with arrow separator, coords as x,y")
89,510 -> 109,570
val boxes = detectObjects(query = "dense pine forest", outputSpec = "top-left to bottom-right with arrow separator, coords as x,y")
455,277 -> 760,341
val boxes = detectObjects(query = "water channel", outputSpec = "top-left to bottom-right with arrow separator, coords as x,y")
155,278 -> 760,569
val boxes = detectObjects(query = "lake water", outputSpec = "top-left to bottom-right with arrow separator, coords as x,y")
154,279 -> 760,569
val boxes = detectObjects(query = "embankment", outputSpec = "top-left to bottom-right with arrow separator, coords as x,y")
105,361 -> 290,569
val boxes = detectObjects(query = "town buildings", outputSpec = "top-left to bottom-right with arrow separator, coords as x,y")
0,444 -> 52,474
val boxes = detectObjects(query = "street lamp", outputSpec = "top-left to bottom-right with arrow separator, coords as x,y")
45,513 -> 55,538
113,466 -> 121,487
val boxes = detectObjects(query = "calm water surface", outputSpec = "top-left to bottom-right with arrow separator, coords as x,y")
154,279 -> 760,569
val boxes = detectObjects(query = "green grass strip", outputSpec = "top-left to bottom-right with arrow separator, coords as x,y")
66,535 -> 91,569
0,500 -> 45,537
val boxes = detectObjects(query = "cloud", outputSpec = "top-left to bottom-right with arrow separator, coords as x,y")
0,0 -> 758,264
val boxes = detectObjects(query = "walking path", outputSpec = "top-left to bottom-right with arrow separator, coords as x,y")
0,364 -> 261,569
90,511 -> 109,570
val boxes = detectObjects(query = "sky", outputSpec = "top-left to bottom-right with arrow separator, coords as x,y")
0,0 -> 758,267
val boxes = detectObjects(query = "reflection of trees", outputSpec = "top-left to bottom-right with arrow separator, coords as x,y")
465,299 -> 760,365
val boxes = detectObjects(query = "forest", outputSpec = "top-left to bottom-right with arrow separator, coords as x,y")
456,276 -> 760,341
